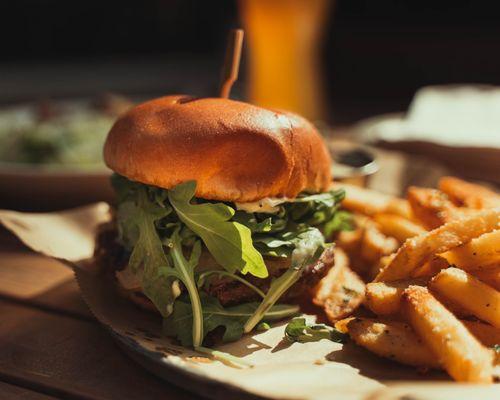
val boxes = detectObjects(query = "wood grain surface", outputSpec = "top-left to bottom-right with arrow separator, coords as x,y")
0,228 -> 201,400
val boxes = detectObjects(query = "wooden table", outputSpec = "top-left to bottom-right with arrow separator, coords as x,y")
0,227 -> 201,400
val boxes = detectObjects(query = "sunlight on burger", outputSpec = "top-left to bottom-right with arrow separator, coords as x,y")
96,95 -> 348,350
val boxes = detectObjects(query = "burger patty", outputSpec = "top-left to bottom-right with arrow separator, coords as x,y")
207,246 -> 334,306
94,223 -> 334,308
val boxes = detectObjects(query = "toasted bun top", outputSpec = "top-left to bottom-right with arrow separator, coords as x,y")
104,95 -> 332,202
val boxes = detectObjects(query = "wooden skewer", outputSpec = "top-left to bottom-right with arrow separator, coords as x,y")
219,29 -> 244,99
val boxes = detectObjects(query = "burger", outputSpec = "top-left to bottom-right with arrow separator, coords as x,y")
96,95 -> 348,348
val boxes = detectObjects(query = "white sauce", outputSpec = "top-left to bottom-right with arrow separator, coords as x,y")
235,197 -> 288,214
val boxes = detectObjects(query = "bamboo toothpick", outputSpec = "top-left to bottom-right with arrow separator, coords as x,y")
219,29 -> 244,99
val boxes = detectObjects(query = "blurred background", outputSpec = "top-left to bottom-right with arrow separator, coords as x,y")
1,0 -> 500,210
3,0 -> 500,123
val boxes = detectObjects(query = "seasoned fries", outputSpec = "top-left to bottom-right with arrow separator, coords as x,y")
440,230 -> 500,270
411,255 -> 449,278
336,228 -> 363,253
439,176 -> 500,209
365,278 -> 428,316
375,208 -> 500,282
313,248 -> 349,306
462,320 -> 500,347
402,286 -> 493,383
373,213 -> 425,243
407,187 -> 464,229
472,268 -> 500,291
313,248 -> 365,321
324,177 -> 500,383
430,268 -> 500,328
346,318 -> 441,369
323,266 -> 365,321
360,221 -> 399,264
332,182 -> 412,218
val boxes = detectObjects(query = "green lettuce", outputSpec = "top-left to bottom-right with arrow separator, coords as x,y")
165,294 -> 299,347
114,185 -> 176,316
168,181 -> 268,278
284,317 -> 347,343
239,189 -> 349,258
244,227 -> 326,333
111,174 -> 348,348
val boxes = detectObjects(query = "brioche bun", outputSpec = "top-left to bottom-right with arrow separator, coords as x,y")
104,95 -> 332,202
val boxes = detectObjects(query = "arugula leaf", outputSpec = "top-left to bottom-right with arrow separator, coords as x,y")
323,210 -> 354,237
244,228 -> 326,333
284,318 -> 347,343
164,294 -> 299,347
494,344 -> 500,353
116,187 -> 177,317
247,189 -> 347,257
232,211 -> 287,234
168,181 -> 268,278
162,231 -> 204,346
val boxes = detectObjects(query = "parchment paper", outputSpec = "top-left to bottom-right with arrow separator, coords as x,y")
0,204 -> 498,400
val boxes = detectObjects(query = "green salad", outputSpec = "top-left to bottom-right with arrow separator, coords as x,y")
0,97 -> 131,167
111,174 -> 350,348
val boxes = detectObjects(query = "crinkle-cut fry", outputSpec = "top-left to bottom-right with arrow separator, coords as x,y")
313,248 -> 348,306
373,213 -> 426,243
407,186 -> 467,230
364,278 -> 429,316
440,229 -> 500,271
360,221 -> 399,264
323,265 -> 365,322
346,318 -> 441,369
472,267 -> 500,291
402,285 -> 493,383
439,176 -> 500,209
332,183 -> 411,218
430,267 -> 500,328
462,320 -> 500,348
375,208 -> 500,282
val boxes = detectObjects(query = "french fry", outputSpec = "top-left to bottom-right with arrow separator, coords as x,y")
385,198 -> 413,220
439,176 -> 500,209
346,318 -> 441,369
402,285 -> 493,383
323,266 -> 365,322
430,268 -> 500,328
332,183 -> 412,218
367,253 -> 395,281
360,221 -> 399,264
313,248 -> 348,306
336,227 -> 363,253
375,208 -> 500,282
335,317 -> 354,334
407,187 -> 465,229
313,248 -> 365,321
462,320 -> 500,348
472,267 -> 500,291
365,276 -> 469,318
365,278 -> 429,316
411,255 -> 450,278
440,230 -> 500,270
373,213 -> 426,243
